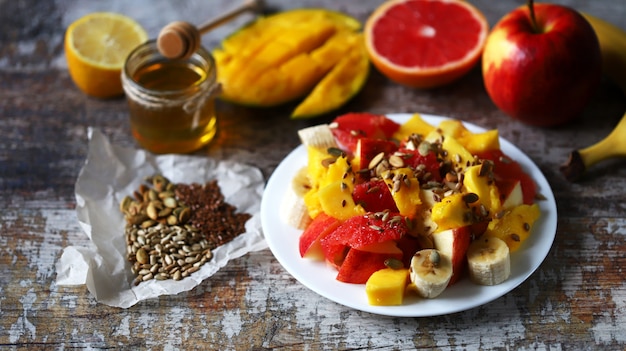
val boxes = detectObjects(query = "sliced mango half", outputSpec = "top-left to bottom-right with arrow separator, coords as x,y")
213,8 -> 370,118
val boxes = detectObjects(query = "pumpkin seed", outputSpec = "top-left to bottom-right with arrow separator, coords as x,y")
462,193 -> 479,204
163,197 -> 177,209
418,141 -> 431,156
327,147 -> 345,158
389,155 -> 405,168
121,174 -> 222,286
167,215 -> 179,225
119,196 -> 133,213
146,202 -> 158,220
178,207 -> 191,224
429,250 -> 441,265
384,258 -> 404,270
136,248 -> 149,264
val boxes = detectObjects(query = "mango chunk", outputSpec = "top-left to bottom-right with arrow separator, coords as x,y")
305,150 -> 356,220
392,113 -> 436,141
431,193 -> 471,231
463,164 -> 501,213
276,23 -> 337,53
381,168 -> 422,218
484,204 -> 541,252
317,180 -> 365,220
436,119 -> 500,155
319,155 -> 354,188
442,135 -> 476,172
313,155 -> 363,220
292,32 -> 369,118
281,54 -> 326,99
365,268 -> 410,306
306,146 -> 330,189
310,30 -> 357,71
303,188 -> 323,220
457,130 -> 500,154
438,119 -> 470,139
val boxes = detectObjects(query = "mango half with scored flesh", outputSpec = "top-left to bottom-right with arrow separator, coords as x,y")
212,8 -> 370,118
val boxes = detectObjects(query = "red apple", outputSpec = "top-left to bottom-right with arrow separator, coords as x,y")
482,1 -> 602,127
477,149 -> 538,204
432,226 -> 471,285
299,213 -> 341,259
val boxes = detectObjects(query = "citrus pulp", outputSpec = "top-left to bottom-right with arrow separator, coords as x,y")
364,0 -> 489,89
65,12 -> 148,98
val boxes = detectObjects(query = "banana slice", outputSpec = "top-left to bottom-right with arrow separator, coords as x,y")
466,236 -> 511,285
281,167 -> 312,229
409,249 -> 452,298
291,166 -> 311,197
297,124 -> 338,149
281,189 -> 311,229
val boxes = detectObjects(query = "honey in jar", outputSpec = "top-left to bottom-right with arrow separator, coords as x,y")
122,40 -> 218,154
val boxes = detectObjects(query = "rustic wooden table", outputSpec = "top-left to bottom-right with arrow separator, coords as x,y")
2,0 -> 626,349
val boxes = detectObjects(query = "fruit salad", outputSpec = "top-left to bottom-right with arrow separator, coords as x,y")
282,112 -> 541,306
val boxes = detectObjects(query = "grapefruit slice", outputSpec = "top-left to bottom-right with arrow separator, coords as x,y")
364,0 -> 489,89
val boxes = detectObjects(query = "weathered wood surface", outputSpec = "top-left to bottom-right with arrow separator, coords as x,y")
2,0 -> 626,349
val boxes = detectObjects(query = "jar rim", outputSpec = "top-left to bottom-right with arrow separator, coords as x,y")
122,39 -> 217,101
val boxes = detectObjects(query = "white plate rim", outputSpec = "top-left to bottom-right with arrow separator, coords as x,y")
261,113 -> 558,317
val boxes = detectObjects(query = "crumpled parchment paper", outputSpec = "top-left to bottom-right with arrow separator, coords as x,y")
56,128 -> 267,308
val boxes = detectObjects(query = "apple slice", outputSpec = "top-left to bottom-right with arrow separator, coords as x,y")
299,213 -> 341,259
499,179 -> 523,210
477,149 -> 538,205
432,226 -> 471,286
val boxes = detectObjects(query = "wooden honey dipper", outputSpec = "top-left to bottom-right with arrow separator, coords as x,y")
157,0 -> 263,60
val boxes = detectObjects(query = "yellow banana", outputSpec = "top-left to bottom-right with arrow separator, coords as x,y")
583,13 -> 626,95
561,13 -> 626,181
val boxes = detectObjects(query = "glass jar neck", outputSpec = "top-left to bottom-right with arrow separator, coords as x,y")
122,40 -> 217,104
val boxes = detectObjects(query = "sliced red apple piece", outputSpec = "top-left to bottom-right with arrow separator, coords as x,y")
299,213 -> 341,259
432,226 -> 471,286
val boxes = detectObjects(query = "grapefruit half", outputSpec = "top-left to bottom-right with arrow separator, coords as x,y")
364,0 -> 489,89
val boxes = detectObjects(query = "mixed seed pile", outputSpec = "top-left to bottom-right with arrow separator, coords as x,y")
120,175 -> 250,285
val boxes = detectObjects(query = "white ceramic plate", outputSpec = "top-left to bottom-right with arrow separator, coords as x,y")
261,113 -> 557,317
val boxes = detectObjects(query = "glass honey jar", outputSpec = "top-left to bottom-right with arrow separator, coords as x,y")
122,40 -> 219,154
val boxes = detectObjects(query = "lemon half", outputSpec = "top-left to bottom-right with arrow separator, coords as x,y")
65,12 -> 148,98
